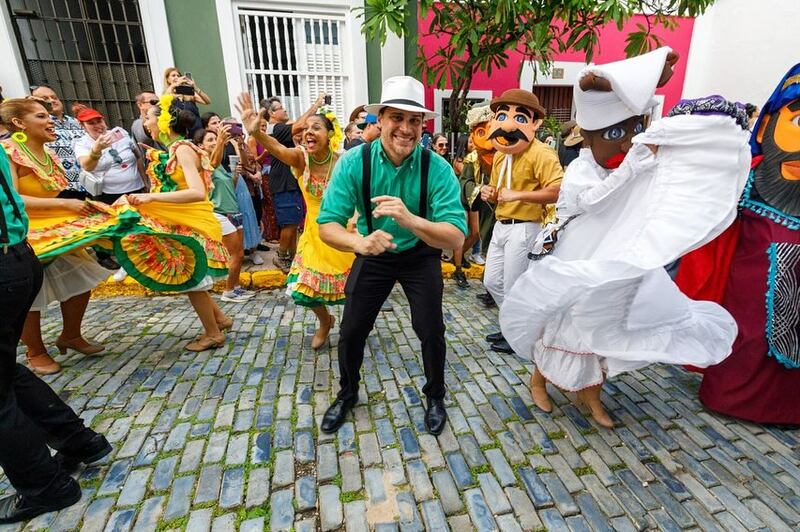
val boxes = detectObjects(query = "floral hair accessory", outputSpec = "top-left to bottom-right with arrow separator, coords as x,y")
319,106 -> 343,153
158,94 -> 175,137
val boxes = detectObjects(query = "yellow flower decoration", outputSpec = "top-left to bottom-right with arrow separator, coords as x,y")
319,107 -> 343,153
158,94 -> 175,137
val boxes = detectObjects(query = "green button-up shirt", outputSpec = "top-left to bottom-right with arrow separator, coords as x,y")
0,149 -> 28,246
318,141 -> 467,252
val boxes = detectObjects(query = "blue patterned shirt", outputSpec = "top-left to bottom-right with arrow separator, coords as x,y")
47,114 -> 84,190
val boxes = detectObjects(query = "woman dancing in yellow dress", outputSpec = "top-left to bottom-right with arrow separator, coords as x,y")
237,93 -> 353,349
1,98 -> 110,374
127,96 -> 231,351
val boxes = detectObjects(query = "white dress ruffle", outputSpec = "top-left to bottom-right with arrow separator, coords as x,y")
31,250 -> 110,312
500,114 -> 752,391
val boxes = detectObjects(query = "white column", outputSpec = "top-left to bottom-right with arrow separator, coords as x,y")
0,2 -> 30,97
682,0 -> 800,107
380,30 -> 405,81
139,0 -> 176,94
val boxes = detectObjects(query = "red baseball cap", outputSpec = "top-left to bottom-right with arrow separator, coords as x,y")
76,107 -> 104,122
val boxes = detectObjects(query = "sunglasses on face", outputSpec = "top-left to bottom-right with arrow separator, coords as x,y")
148,99 -> 159,106
436,143 -> 448,148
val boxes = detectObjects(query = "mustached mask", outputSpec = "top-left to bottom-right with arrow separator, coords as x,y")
751,65 -> 800,216
573,47 -> 679,169
488,89 -> 546,155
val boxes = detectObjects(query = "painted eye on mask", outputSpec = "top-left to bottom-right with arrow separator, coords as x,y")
791,114 -> 800,127
514,114 -> 528,124
602,126 -> 626,141
633,122 -> 645,134
496,113 -> 508,122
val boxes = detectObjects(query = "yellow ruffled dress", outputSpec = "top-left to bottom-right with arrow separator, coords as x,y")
2,139 -> 227,293
118,140 -> 228,290
286,147 -> 354,306
3,139 -> 113,310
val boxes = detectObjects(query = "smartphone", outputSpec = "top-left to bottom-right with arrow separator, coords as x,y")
228,155 -> 240,174
108,128 -> 126,144
324,95 -> 332,105
184,72 -> 193,81
223,119 -> 243,137
174,85 -> 195,96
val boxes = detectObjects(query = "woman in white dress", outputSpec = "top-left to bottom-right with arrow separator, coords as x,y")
500,48 -> 752,427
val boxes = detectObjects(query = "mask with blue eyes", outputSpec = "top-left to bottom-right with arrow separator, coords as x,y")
488,103 -> 541,155
582,115 -> 648,169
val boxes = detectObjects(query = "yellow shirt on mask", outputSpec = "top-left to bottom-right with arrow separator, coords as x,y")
489,139 -> 563,223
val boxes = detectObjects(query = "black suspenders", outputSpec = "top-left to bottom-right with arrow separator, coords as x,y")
0,164 -> 24,248
360,142 -> 430,235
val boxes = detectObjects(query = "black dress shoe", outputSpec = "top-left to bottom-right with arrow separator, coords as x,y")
461,257 -> 472,269
477,292 -> 497,308
320,398 -> 356,433
0,476 -> 81,524
55,432 -> 112,473
490,339 -> 515,354
454,269 -> 469,289
485,331 -> 504,343
425,398 -> 447,435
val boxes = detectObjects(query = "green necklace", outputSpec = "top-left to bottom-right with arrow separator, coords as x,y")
309,150 -> 332,165
15,138 -> 54,175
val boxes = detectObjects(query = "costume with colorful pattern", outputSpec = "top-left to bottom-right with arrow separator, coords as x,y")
3,138 -> 228,292
676,63 -> 800,424
286,146 -> 353,306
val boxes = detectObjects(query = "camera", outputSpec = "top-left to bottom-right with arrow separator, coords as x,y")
324,95 -> 332,105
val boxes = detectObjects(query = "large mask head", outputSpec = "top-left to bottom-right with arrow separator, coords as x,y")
751,64 -> 800,216
581,116 -> 647,169
488,89 -> 545,155
573,47 -> 678,168
465,104 -> 495,166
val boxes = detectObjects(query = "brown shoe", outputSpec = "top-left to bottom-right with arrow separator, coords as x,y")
55,336 -> 104,356
27,352 -> 61,375
217,316 -> 233,331
311,315 -> 335,350
529,369 -> 552,413
186,333 -> 225,352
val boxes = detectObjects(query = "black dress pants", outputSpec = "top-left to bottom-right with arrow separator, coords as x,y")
337,242 -> 446,402
0,242 -> 89,497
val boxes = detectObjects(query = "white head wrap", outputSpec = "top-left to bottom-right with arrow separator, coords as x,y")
574,47 -> 672,131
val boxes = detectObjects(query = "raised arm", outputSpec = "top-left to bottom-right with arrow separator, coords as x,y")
290,93 -> 326,136
235,93 -> 304,171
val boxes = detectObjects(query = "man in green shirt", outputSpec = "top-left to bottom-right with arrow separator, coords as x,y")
0,150 -> 111,523
316,76 -> 468,435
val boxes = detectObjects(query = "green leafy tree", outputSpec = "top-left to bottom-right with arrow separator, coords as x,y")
357,0 -> 716,135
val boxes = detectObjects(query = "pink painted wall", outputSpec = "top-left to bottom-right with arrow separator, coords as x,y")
419,13 -> 695,120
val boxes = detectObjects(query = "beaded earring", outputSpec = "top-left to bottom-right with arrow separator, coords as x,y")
11,131 -> 28,144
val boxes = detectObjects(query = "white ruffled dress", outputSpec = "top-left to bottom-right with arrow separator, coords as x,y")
499,114 -> 752,391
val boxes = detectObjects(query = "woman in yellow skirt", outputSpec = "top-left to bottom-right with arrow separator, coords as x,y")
237,93 -> 353,349
1,98 -> 111,374
126,96 -> 231,351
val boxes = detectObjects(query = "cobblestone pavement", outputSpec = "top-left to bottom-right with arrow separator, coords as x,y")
3,284 -> 800,531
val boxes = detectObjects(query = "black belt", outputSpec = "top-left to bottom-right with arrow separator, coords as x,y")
2,239 -> 31,255
498,219 -> 535,225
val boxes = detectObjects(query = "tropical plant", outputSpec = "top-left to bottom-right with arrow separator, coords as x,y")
356,0 -> 716,135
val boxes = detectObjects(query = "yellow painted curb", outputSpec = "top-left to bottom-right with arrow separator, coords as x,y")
92,263 -> 484,298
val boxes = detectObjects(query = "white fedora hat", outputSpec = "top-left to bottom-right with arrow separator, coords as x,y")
364,76 -> 438,119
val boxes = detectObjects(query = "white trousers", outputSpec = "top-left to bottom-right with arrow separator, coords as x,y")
484,221 -> 540,308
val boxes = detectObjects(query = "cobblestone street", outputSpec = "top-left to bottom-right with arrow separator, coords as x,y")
2,284 -> 800,531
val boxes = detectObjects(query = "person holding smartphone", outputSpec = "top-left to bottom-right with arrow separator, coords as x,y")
162,67 -> 211,106
73,104 -> 147,205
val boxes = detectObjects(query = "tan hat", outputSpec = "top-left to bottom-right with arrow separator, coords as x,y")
563,125 -> 583,147
490,89 -> 546,119
466,104 -> 494,128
